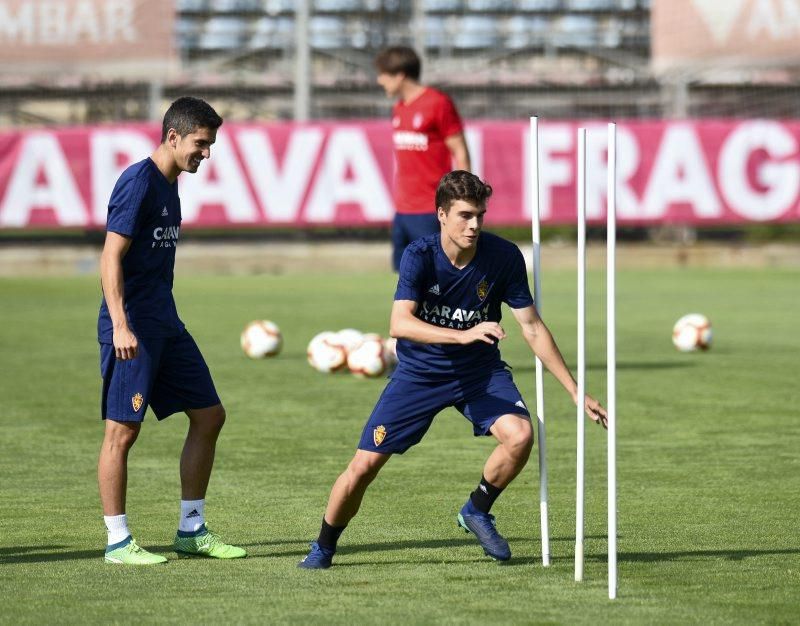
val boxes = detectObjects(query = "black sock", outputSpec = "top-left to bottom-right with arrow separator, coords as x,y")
317,517 -> 346,551
470,475 -> 504,514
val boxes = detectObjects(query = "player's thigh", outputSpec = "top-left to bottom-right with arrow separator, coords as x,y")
100,338 -> 163,422
358,378 -> 455,454
457,369 -> 532,437
150,332 -> 221,421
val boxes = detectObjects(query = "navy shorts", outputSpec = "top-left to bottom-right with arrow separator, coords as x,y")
358,369 -> 531,454
392,212 -> 440,271
100,330 -> 220,422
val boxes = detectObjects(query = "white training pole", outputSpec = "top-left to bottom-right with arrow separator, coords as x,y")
575,128 -> 587,582
607,122 -> 618,600
529,116 -> 550,567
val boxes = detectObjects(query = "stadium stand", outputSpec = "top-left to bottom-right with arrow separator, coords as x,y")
0,0 -> 797,125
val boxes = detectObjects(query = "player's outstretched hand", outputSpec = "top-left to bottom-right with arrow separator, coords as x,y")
114,326 -> 139,361
584,394 -> 608,429
461,322 -> 506,345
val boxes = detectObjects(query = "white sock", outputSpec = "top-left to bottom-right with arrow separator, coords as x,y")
104,514 -> 130,546
179,499 -> 206,533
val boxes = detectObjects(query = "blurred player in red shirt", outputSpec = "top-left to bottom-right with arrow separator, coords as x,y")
375,46 -> 471,270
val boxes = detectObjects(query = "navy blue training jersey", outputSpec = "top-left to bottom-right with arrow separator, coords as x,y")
393,231 -> 534,382
98,158 -> 184,342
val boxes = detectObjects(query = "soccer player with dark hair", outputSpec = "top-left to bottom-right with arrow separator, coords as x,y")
375,45 -> 471,271
97,96 -> 246,564
299,171 -> 607,569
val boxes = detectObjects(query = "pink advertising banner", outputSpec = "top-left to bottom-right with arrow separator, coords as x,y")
0,119 -> 799,229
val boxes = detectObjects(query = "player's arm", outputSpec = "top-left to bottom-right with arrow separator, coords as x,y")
390,300 -> 505,345
511,304 -> 607,428
444,133 -> 471,171
100,231 -> 138,360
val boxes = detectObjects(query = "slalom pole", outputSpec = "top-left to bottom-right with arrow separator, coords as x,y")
529,116 -> 550,567
575,128 -> 587,582
607,122 -> 618,600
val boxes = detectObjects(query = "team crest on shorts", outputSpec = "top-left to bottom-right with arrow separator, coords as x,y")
373,425 -> 386,446
132,393 -> 143,412
477,279 -> 490,301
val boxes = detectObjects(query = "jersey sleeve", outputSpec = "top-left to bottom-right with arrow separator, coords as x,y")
106,174 -> 150,238
394,246 -> 425,302
437,94 -> 464,139
503,245 -> 534,309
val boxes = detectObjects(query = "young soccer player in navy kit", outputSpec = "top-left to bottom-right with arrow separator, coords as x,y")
97,97 -> 246,564
300,170 -> 607,569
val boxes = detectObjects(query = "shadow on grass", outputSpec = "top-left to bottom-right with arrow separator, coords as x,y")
4,540 -> 797,566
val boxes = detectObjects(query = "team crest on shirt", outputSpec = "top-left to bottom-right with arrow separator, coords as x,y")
132,393 -> 143,412
412,113 -> 424,129
373,425 -> 387,446
477,279 -> 490,301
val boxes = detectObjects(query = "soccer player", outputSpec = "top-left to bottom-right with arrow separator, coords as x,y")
299,171 -> 607,569
97,97 -> 246,564
375,46 -> 471,271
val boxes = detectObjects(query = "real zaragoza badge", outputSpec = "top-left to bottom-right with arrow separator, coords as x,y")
477,279 -> 489,301
132,393 -> 143,412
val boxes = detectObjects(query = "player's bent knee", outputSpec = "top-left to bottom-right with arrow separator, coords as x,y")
347,453 -> 387,484
505,418 -> 534,459
188,404 -> 226,432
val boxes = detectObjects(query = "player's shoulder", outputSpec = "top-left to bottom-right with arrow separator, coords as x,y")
424,87 -> 455,105
405,232 -> 439,257
116,158 -> 157,187
480,231 -> 519,253
480,232 -> 526,264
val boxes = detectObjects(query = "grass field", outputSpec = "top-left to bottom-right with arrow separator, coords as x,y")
1,265 -> 798,624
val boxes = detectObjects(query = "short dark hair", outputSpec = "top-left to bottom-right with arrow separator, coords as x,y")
436,171 -> 493,213
161,96 -> 223,143
374,46 -> 421,81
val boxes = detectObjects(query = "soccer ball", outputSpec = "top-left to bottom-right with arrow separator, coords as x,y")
672,314 -> 712,352
307,331 -> 348,373
334,328 -> 365,355
241,320 -> 282,358
347,336 -> 388,378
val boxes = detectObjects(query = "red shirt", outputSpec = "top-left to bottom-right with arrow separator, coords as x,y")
391,87 -> 464,215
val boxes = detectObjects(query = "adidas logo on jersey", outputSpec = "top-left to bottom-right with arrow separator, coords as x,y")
428,284 -> 440,295
161,207 -> 168,216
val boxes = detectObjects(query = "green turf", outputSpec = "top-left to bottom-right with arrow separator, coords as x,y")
1,267 -> 798,624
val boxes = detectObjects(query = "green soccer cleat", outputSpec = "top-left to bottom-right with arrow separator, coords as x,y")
104,537 -> 168,565
173,525 -> 247,559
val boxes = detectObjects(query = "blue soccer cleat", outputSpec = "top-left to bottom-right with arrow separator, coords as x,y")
298,541 -> 335,569
457,500 -> 512,562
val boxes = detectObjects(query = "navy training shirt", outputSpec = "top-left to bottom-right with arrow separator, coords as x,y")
393,231 -> 534,382
98,158 -> 184,342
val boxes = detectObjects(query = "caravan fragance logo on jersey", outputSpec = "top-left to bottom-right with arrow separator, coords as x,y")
418,300 -> 490,329
152,225 -> 180,248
